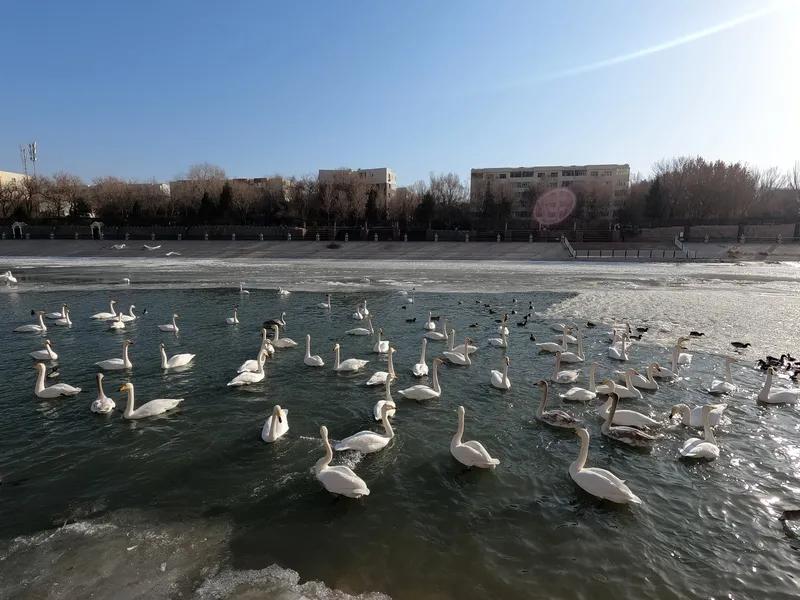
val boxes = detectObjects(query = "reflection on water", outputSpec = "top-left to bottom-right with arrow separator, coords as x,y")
1,264 -> 799,599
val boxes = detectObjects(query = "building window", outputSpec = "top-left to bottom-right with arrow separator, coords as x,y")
510,171 -> 522,178
522,171 -> 534,177
602,169 -> 613,176
498,174 -> 506,179
549,171 -> 557,177
537,172 -> 544,178
562,169 -> 574,177
472,173 -> 483,179
590,170 -> 598,176
561,180 -> 572,187
548,181 -> 558,187
574,169 -> 587,176
614,189 -> 627,197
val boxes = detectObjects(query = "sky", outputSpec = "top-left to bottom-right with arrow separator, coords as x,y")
1,0 -> 798,186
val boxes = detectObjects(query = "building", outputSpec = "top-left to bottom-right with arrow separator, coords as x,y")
470,163 -> 630,222
318,167 -> 397,218
0,170 -> 28,186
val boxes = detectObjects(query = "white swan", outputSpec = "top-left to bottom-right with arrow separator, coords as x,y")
757,367 -> 800,404
424,318 -> 448,341
237,329 -> 272,372
271,324 -> 297,349
608,337 -> 630,361
597,381 -> 659,428
361,300 -> 370,316
90,300 -> 117,320
317,294 -> 332,309
53,307 -> 73,327
366,347 -> 396,386
239,282 -> 250,295
108,312 -> 125,330
552,323 -> 577,344
119,382 -> 183,419
45,304 -> 68,320
617,370 -> 644,399
412,338 -> 429,377
569,428 -> 642,504
119,305 -> 138,323
159,342 -> 195,369
261,405 -> 289,442
490,356 -> 511,390
90,373 -> 116,414
1,270 -> 18,284
335,403 -> 394,454
30,339 -> 58,361
560,362 -> 598,402
535,380 -> 581,428
450,329 -> 478,355
373,377 -> 397,421
33,363 -> 81,398
671,336 -> 693,369
450,405 -> 500,468
601,394 -> 658,448
372,328 -> 390,353
314,425 -> 370,498
443,338 -> 473,366
670,403 -> 727,428
158,314 -> 180,332
398,358 -> 442,400
228,350 -> 266,386
278,288 -> 291,296
226,306 -> 239,325
14,311 -> 47,333
487,329 -> 508,349
143,244 -> 161,251
679,405 -> 720,460
304,334 -> 325,367
559,327 -> 584,363
346,316 -> 374,336
551,352 -> 579,384
352,303 -> 365,320
537,329 -> 568,353
96,339 -> 134,370
424,312 -> 436,331
615,363 -> 659,391
333,343 -> 368,373
709,357 -> 737,395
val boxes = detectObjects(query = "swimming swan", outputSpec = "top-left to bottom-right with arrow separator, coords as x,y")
597,382 -> 659,428
424,311 -> 436,331
237,329 -> 272,372
14,311 -> 47,333
450,330 -> 478,355
239,282 -> 250,295
30,339 -> 58,361
90,373 -> 116,414
487,329 -> 508,349
227,351 -> 266,386
91,300 -> 117,320
159,343 -> 195,369
54,307 -> 73,327
271,324 -> 298,349
304,334 -> 325,367
33,363 -> 81,398
569,428 -> 642,504
373,378 -> 397,421
226,306 -> 239,325
412,338 -> 429,377
119,305 -> 138,323
560,363 -> 598,402
335,402 -> 394,454
314,425 -> 370,498
118,382 -> 183,419
559,327 -> 584,363
158,314 -> 179,333
398,358 -> 442,400
45,304 -> 68,320
601,394 -> 658,448
708,357 -> 737,395
535,380 -> 581,429
333,343 -> 369,373
317,294 -> 332,309
670,402 -> 727,427
450,405 -> 500,468
551,352 -> 579,384
679,405 -> 720,460
490,356 -> 511,390
537,329 -> 569,354
346,316 -> 374,336
261,405 -> 289,442
108,312 -> 125,330
96,339 -> 134,370
366,347 -> 396,386
424,318 -> 448,341
757,367 -> 800,404
372,328 -> 390,353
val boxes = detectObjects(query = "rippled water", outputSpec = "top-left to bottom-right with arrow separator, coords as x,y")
1,260 -> 800,599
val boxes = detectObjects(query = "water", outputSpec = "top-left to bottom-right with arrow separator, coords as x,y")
1,259 -> 800,599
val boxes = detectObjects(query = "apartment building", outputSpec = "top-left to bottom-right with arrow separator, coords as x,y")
318,167 -> 397,217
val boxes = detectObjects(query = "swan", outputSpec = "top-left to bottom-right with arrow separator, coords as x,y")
158,314 -> 179,332
14,311 -> 47,333
119,305 -> 138,323
33,363 -> 81,398
1,270 -> 18,284
118,382 -> 183,419
278,288 -> 291,296
653,362 -> 678,380
679,405 -> 720,460
535,380 -> 581,428
304,334 -> 325,367
372,328 -> 390,354
490,356 -> 511,390
709,357 -> 737,395
165,251 -> 181,256
45,304 -> 68,320
603,372 -> 642,399
450,329 -> 478,355
333,343 -> 369,373
314,425 -> 370,498
237,329 -> 272,373
352,304 -> 365,320
757,367 -> 800,404
398,358 -> 442,400
601,394 -> 658,448
559,327 -> 584,363
346,316 -> 374,336
90,300 -> 117,320
551,352 -> 579,384
496,316 -> 509,336
443,338 -> 473,366
373,378 -> 397,420
271,324 -> 298,349
366,347 -> 396,386
569,428 -> 642,504
537,329 -> 568,353
96,339 -> 134,370
261,405 -> 289,442
51,306 -> 72,327
122,277 -> 131,285
550,322 -> 568,333
608,336 -> 630,361
670,403 -> 727,427
412,338 -> 429,377
560,362 -> 598,402
143,244 -> 161,251
552,323 -> 578,344
487,329 -> 508,348
671,337 -> 693,369
424,318 -> 448,341
226,306 -> 239,325
108,312 -> 125,330
239,282 -> 250,295
263,312 -> 287,328
615,363 -> 659,391
228,350 -> 266,386
335,402 -> 395,454
30,339 -> 58,361
317,294 -> 331,309
405,288 -> 415,304
450,405 -> 500,468
597,382 -> 659,428
90,373 -> 116,414
159,343 -> 195,369
361,300 -> 369,316
424,312 -> 436,331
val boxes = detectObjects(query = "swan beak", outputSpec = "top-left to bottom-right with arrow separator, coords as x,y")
118,385 -> 126,392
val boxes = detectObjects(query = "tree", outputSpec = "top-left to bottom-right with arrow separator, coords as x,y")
789,161 -> 800,217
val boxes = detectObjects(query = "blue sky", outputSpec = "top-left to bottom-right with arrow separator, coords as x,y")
1,0 -> 797,185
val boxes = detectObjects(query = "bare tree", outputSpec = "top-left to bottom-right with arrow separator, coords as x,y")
788,161 -> 800,217
0,179 -> 27,219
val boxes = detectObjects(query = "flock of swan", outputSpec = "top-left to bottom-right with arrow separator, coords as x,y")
10,278 -> 800,505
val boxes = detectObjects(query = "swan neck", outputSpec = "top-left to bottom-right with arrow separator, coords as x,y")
123,343 -> 131,368
763,370 -> 773,393
452,410 -> 465,447
703,413 -> 716,444
38,313 -> 46,330
124,387 -> 135,417
96,375 -> 105,399
419,339 -> 426,363
575,433 -> 589,471
305,336 -> 311,358
382,410 -> 394,438
334,346 -> 340,370
432,361 -> 440,392
316,430 -> 333,472
160,346 -> 167,369
537,384 -> 548,417
725,361 -> 732,384
577,330 -> 583,358
35,366 -> 46,393
388,350 -> 395,376
589,365 -> 596,392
